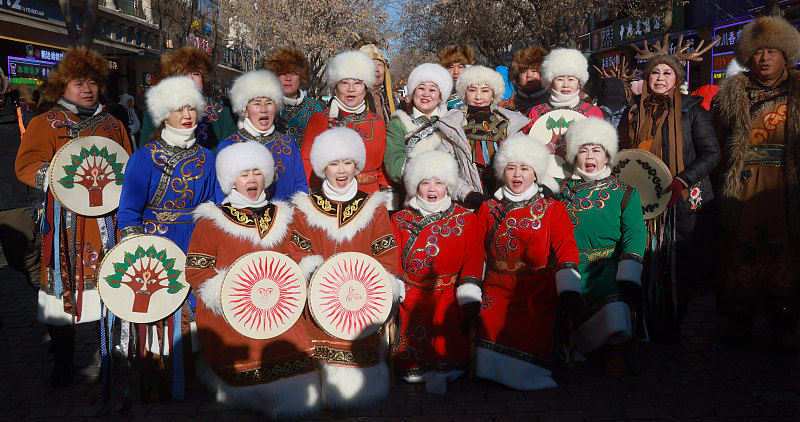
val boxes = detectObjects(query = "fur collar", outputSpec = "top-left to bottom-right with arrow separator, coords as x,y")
292,190 -> 391,243
716,70 -> 800,237
193,200 -> 293,248
391,110 -> 443,158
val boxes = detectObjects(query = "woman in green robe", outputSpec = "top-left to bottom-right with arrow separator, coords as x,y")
557,118 -> 646,378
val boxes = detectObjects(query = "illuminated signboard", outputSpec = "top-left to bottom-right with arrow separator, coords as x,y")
7,56 -> 56,85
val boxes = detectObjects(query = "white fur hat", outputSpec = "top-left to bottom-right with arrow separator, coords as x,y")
146,76 -> 206,123
540,48 -> 589,87
406,63 -> 454,112
309,127 -> 366,178
493,133 -> 559,194
326,50 -> 376,90
455,65 -> 506,106
404,150 -> 459,196
230,70 -> 283,116
215,141 -> 275,195
564,118 -> 619,165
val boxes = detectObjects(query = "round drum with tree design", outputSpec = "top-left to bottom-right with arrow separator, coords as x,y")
49,136 -> 129,216
98,235 -> 189,323
611,149 -> 672,220
221,251 -> 307,340
308,252 -> 393,341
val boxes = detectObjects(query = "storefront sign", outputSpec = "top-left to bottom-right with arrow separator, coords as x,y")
188,34 -> 212,55
1,0 -> 63,22
7,55 -> 56,85
591,26 -> 615,52
599,50 -> 621,71
613,13 -> 667,45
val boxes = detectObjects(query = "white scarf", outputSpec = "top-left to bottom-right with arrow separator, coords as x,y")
548,88 -> 580,109
408,195 -> 451,217
242,116 -> 275,137
495,182 -> 541,202
283,90 -> 305,107
57,98 -> 103,116
572,165 -> 612,181
329,96 -> 366,119
322,178 -> 358,202
161,123 -> 197,149
412,106 -> 439,119
225,188 -> 270,209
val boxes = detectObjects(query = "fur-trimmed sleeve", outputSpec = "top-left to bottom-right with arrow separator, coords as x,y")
370,205 -> 399,275
15,114 -> 57,188
186,218 -> 221,292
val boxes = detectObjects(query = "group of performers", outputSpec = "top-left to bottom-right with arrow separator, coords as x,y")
11,11 -> 800,419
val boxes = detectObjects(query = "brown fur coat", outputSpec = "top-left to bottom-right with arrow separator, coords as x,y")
714,70 -> 800,238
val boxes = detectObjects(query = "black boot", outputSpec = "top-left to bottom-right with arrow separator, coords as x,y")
771,307 -> 798,354
47,324 -> 75,387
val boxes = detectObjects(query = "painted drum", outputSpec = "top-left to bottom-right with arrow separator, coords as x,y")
611,148 -> 673,220
98,235 -> 189,323
49,136 -> 129,216
527,109 -> 587,179
308,252 -> 393,341
220,251 -> 307,340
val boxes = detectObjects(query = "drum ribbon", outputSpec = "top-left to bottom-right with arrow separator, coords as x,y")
99,216 -> 117,406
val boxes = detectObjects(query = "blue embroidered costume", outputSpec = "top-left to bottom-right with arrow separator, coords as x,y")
276,93 -> 323,145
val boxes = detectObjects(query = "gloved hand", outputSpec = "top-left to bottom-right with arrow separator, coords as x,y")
464,191 -> 489,209
462,301 -> 481,328
666,178 -> 685,208
559,291 -> 584,314
618,280 -> 641,309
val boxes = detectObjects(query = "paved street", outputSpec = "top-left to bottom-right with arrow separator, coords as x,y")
1,258 -> 799,422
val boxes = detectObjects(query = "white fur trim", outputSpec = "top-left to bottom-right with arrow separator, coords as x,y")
291,191 -> 391,243
326,50 -> 376,90
37,290 -> 101,325
455,65 -> 506,106
392,111 -> 443,159
390,273 -> 405,303
215,141 -> 275,195
230,70 -> 283,115
724,58 -> 747,79
574,301 -> 632,354
406,63 -> 453,106
190,321 -> 200,352
146,76 -> 206,123
309,127 -> 367,178
403,150 -> 459,197
456,283 -> 482,306
401,368 -> 465,395
564,117 -> 619,164
555,268 -> 581,295
541,48 -> 589,87
195,354 -> 322,419
298,255 -> 324,280
616,259 -> 643,286
193,200 -> 293,249
475,346 -> 556,390
144,323 -> 170,355
198,267 -> 227,316
494,133 -> 559,194
319,362 -> 389,411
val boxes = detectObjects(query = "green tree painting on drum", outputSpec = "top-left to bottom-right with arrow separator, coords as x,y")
58,145 -> 124,207
104,245 -> 184,314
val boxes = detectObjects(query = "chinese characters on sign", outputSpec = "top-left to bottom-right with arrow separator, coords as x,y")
613,13 -> 666,45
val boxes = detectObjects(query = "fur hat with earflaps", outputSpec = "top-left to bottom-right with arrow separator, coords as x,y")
406,63 -> 453,115
735,16 -> 800,67
216,141 -> 275,195
43,47 -> 108,102
157,46 -> 213,87
564,118 -> 619,165
326,50 -> 376,90
145,76 -> 206,123
540,48 -> 590,88
493,133 -> 559,194
404,150 -> 459,197
309,127 -> 366,178
230,70 -> 283,116
438,44 -> 475,67
455,65 -> 506,106
510,46 -> 547,88
262,49 -> 311,84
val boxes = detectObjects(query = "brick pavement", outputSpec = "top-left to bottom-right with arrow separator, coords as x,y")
1,262 -> 799,422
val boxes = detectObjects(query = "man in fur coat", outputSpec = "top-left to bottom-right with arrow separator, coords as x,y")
498,46 -> 548,114
262,48 -> 323,144
138,46 -> 236,152
713,15 -> 800,353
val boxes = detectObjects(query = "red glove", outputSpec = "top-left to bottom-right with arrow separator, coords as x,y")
666,178 -> 684,208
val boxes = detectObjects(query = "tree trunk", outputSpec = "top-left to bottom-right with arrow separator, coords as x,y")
59,0 -> 99,48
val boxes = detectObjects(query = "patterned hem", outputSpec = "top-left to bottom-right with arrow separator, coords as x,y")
398,362 -> 466,378
217,355 -> 315,385
476,339 -> 551,369
119,225 -> 144,240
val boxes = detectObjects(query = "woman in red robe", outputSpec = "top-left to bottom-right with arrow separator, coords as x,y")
288,126 -> 403,411
186,141 -> 320,419
391,150 -> 484,394
475,134 -> 581,390
300,50 -> 389,193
